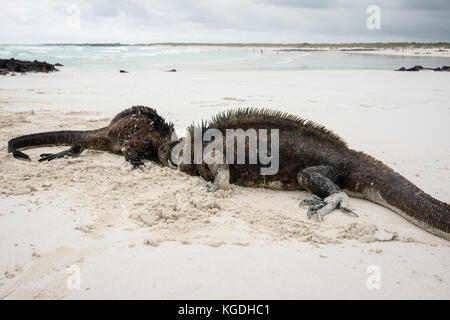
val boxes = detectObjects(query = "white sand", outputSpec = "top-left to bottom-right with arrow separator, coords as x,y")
273,46 -> 450,57
0,69 -> 449,299
351,47 -> 450,58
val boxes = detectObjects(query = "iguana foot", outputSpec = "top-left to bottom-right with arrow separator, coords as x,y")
299,194 -> 324,208
300,195 -> 326,219
301,192 -> 358,221
205,183 -> 217,193
130,160 -> 145,170
204,167 -> 230,193
39,150 -> 75,162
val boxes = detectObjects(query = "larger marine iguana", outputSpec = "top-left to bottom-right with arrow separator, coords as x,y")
8,107 -> 450,240
8,106 -> 176,168
173,108 -> 449,240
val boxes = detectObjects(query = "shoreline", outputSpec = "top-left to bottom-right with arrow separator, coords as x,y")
1,47 -> 449,74
24,42 -> 450,48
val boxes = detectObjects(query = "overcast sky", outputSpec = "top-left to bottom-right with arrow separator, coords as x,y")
0,0 -> 449,44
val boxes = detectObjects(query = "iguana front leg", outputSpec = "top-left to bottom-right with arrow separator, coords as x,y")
39,141 -> 86,162
297,165 -> 357,221
201,150 -> 230,192
121,140 -> 145,169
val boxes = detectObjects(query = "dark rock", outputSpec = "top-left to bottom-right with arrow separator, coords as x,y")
166,69 -> 177,72
407,65 -> 423,71
431,65 -> 450,72
396,65 -> 450,72
54,63 -> 64,66
5,62 -> 20,72
119,70 -> 129,73
0,58 -> 59,75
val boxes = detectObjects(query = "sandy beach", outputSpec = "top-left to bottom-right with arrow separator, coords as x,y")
317,47 -> 450,58
0,68 -> 449,299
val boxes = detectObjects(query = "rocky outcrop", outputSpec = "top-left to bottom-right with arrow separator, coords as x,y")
0,58 -> 60,75
396,65 -> 450,72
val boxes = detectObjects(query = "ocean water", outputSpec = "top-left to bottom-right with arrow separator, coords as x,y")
0,44 -> 449,71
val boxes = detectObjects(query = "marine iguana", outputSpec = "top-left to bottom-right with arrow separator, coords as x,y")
174,108 -> 449,240
8,106 -> 176,168
8,107 -> 449,240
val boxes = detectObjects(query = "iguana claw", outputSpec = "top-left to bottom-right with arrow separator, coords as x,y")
300,192 -> 358,221
39,150 -> 74,162
131,161 -> 145,170
205,183 -> 217,193
299,194 -> 324,208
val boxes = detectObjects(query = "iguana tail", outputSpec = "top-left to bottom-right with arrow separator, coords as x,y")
8,131 -> 87,161
346,151 -> 450,240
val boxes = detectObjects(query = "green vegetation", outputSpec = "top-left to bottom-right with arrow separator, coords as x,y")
42,42 -> 450,49
136,42 -> 450,49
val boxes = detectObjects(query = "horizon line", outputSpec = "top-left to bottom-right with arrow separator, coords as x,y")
1,41 -> 450,47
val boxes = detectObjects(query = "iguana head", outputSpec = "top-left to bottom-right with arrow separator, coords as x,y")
157,128 -> 180,168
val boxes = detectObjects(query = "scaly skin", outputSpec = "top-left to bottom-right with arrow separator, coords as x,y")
8,106 -> 175,168
175,108 -> 450,240
8,106 -> 449,240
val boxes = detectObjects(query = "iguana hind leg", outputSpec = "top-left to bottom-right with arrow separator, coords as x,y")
298,165 -> 357,221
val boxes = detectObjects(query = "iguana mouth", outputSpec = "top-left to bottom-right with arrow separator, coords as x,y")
162,141 -> 181,168
155,127 -> 181,168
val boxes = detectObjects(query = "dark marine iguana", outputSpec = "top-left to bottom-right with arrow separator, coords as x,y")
8,106 -> 176,168
173,108 -> 449,240
8,106 -> 450,240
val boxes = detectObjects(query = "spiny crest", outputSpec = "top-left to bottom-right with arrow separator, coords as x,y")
188,107 -> 347,147
112,105 -> 174,133
186,118 -> 209,136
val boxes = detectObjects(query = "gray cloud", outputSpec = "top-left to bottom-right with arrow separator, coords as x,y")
400,0 -> 450,10
0,0 -> 448,43
256,0 -> 336,9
